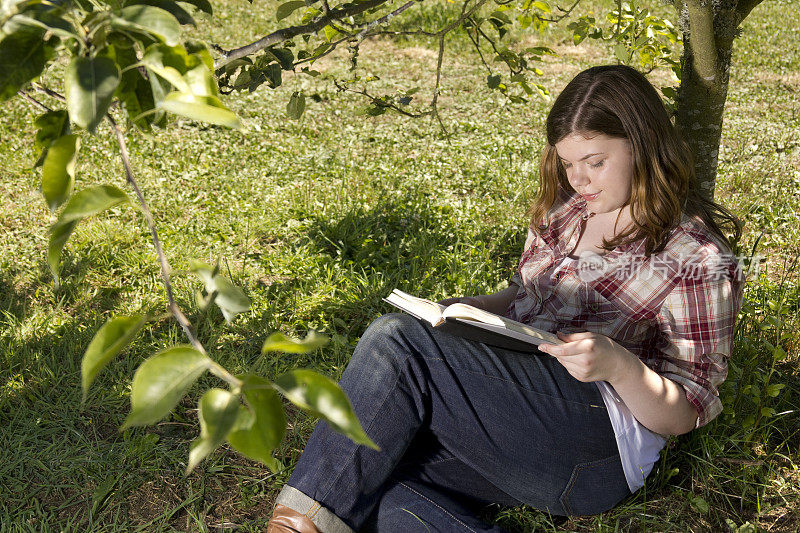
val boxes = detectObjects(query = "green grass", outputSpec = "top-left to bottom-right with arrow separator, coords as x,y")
1,0 -> 799,530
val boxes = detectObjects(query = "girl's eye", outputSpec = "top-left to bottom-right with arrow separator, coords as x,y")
562,162 -> 572,169
589,160 -> 605,168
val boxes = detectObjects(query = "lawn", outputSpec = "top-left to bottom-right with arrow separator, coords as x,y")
0,0 -> 798,531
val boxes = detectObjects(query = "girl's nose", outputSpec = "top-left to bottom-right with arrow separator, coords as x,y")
568,165 -> 590,188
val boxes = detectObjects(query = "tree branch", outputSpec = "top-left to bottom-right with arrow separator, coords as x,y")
292,33 -> 354,68
735,0 -> 764,22
437,0 -> 488,36
356,0 -> 417,41
540,0 -> 583,23
332,79 -> 429,118
215,0 -> 391,67
106,114 -> 208,357
474,21 -> 514,76
430,34 -> 448,135
20,92 -> 53,113
684,0 -> 718,87
32,83 -> 66,103
466,25 -> 491,73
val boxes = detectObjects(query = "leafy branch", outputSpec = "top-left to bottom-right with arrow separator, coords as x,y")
5,0 -> 378,475
215,0 -> 392,66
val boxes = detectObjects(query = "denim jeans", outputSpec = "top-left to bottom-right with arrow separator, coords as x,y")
279,314 -> 629,532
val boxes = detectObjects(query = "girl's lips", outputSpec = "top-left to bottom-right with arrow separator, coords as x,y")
582,192 -> 601,202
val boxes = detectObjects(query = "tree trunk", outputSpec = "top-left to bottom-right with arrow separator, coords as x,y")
673,0 -> 764,201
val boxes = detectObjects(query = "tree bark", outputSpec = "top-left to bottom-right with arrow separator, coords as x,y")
673,0 -> 763,201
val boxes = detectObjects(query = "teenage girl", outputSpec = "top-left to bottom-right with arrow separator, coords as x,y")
267,65 -> 743,533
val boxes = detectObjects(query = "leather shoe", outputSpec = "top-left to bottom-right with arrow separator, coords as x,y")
267,504 -> 322,533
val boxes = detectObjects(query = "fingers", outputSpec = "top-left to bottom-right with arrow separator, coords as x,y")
538,337 -> 593,356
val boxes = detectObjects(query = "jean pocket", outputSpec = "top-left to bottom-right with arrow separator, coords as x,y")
559,454 -> 630,516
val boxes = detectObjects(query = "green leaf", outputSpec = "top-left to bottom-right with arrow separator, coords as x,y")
614,43 -> 629,63
227,374 -> 285,471
122,346 -> 210,429
535,83 -> 550,100
524,46 -> 556,57
690,495 -> 709,514
187,388 -> 241,473
189,260 -> 250,321
323,25 -> 339,43
0,27 -> 50,102
113,45 -> 158,129
286,91 -> 305,120
274,369 -> 378,450
141,43 -> 215,94
47,219 -> 77,287
262,330 -> 328,354
56,184 -> 128,225
276,0 -> 306,21
212,275 -> 251,322
761,407 -> 776,418
65,56 -> 121,133
158,92 -> 242,129
33,110 -> 71,166
270,48 -> 294,70
82,315 -> 147,400
183,64 -> 219,97
91,474 -> 121,515
41,134 -> 80,211
34,110 -> 71,149
264,62 -> 282,88
47,185 -> 129,285
125,0 -> 195,26
176,0 -> 212,15
112,5 -> 181,46
189,259 -> 217,285
772,345 -> 787,361
532,0 -> 550,12
11,12 -> 79,40
487,74 -> 501,89
766,383 -> 785,397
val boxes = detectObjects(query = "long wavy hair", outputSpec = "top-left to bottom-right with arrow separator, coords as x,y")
529,65 -> 740,255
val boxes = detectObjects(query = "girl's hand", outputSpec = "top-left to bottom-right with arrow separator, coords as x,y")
538,331 -> 634,383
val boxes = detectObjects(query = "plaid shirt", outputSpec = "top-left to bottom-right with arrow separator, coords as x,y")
507,190 -> 743,428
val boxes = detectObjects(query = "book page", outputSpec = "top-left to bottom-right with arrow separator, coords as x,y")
385,290 -> 445,326
497,317 -> 561,345
440,303 -> 507,328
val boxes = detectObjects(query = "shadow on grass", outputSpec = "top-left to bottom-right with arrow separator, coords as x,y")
300,194 -> 525,328
0,275 -> 29,320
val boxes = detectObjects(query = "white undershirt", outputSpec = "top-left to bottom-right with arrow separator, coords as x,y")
555,256 -> 667,492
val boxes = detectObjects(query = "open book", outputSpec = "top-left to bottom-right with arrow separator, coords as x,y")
383,289 -> 562,352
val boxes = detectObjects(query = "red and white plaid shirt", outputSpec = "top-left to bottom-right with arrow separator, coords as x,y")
507,189 -> 743,428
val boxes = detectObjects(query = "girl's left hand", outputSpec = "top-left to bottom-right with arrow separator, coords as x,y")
538,331 -> 633,383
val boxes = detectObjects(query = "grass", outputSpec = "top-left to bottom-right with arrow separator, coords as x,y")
1,0 -> 799,530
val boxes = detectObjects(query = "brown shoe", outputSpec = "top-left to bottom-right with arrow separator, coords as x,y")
267,504 -> 322,533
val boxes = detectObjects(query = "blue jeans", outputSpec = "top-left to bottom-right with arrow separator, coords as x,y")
279,314 -> 629,532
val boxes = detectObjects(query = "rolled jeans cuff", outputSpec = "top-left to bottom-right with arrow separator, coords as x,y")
275,485 -> 355,533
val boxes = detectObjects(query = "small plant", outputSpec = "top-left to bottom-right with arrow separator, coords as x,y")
721,263 -> 798,440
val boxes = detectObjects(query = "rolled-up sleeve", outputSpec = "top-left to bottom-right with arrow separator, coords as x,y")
653,253 -> 743,428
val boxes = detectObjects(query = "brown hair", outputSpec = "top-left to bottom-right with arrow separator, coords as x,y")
529,65 -> 740,255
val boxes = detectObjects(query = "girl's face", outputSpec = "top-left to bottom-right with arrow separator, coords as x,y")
554,132 -> 634,215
